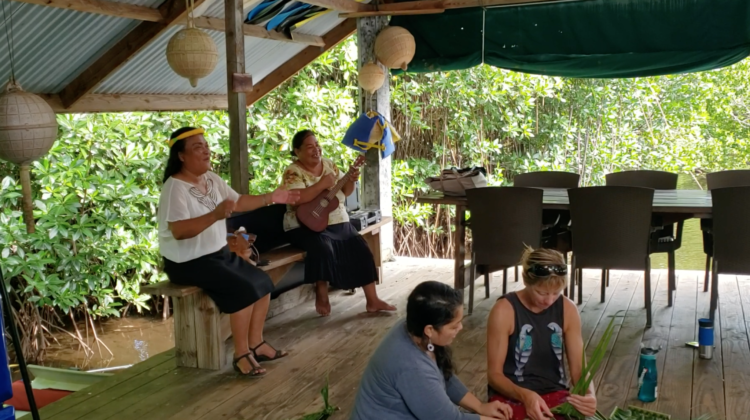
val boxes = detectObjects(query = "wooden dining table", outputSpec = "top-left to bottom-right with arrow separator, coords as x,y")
416,188 -> 713,291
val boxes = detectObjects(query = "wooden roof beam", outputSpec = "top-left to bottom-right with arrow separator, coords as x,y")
246,18 -> 356,106
57,0 -> 207,109
340,0 -> 587,16
44,94 -> 228,113
298,0 -> 373,12
10,0 -> 163,21
193,17 -> 325,46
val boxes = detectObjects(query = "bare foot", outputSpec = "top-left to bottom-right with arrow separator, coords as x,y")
316,294 -> 331,316
366,299 -> 396,313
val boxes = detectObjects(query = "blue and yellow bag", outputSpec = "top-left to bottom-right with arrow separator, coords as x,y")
342,111 -> 401,159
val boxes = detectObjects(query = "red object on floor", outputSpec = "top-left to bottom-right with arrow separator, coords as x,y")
489,390 -> 570,420
4,380 -> 72,411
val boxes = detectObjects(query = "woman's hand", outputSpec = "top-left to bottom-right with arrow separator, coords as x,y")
479,401 -> 513,419
567,392 -> 597,417
213,199 -> 236,220
347,167 -> 360,183
270,188 -> 300,205
520,390 -> 554,420
317,174 -> 336,190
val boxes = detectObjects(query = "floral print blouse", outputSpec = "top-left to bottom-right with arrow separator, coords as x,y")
281,158 -> 349,231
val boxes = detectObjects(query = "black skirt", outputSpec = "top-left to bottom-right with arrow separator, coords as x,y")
288,222 -> 378,289
163,246 -> 274,314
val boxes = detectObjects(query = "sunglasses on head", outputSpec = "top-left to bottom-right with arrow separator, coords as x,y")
527,264 -> 568,277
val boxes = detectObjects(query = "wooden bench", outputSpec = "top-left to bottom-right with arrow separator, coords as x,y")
141,217 -> 392,370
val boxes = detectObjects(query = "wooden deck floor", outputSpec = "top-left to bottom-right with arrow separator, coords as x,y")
28,258 -> 750,420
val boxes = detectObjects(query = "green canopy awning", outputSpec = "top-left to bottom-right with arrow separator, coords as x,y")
391,0 -> 750,78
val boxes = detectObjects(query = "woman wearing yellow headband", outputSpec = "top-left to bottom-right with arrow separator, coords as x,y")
157,127 -> 300,377
280,129 -> 395,317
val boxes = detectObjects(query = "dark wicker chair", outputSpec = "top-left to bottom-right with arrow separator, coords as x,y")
605,170 -> 683,307
465,187 -> 543,314
514,171 -> 579,278
568,186 -> 655,328
702,170 -> 750,292
708,186 -> 750,319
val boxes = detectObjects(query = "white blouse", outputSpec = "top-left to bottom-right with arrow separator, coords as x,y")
158,171 -> 240,263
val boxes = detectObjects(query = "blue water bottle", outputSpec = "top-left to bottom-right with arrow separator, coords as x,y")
698,318 -> 714,360
637,347 -> 659,403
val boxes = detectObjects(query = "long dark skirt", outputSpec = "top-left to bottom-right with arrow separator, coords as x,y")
163,246 -> 274,314
288,222 -> 378,289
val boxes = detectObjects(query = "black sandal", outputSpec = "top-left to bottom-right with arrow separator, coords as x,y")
250,341 -> 288,362
232,353 -> 266,378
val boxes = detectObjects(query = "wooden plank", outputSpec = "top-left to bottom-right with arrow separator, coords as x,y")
719,276 -> 750,420
57,0 -> 207,108
629,272 -> 674,409
359,216 -> 392,236
655,271 -> 698,418
298,0 -> 373,12
11,0 -> 163,21
192,16 -> 326,46
226,0 -> 249,195
591,271 -> 639,392
32,350 -> 176,419
141,280 -> 200,298
174,295 -> 199,368
41,356 -> 180,420
44,94 -> 228,113
246,19 -> 356,106
689,272 -> 724,419
259,247 -> 305,271
596,272 -> 657,415
339,8 -> 444,17
194,293 -> 224,370
170,261 -> 421,420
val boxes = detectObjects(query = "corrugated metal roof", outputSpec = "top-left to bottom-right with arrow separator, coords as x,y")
0,0 -> 352,101
0,2 -> 142,93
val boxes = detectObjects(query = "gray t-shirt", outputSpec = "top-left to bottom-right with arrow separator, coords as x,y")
350,319 -> 480,420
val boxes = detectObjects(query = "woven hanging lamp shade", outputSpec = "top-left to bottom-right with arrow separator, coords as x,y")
0,80 -> 57,165
166,27 -> 219,88
374,26 -> 416,71
359,62 -> 385,94
0,79 -> 59,233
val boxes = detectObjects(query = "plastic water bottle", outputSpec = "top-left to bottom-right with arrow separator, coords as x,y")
637,347 -> 659,403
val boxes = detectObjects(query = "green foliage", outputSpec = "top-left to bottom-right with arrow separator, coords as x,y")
1,35 -> 750,360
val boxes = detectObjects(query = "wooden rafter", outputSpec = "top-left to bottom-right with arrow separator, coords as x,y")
340,0 -> 587,16
10,0 -> 163,21
57,0 -> 208,109
193,17 -> 325,46
246,18 -> 356,106
43,94 -> 228,113
298,0 -> 373,12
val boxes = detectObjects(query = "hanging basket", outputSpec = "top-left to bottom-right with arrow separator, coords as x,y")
166,27 -> 219,88
0,80 -> 58,165
358,62 -> 385,94
374,26 -> 416,71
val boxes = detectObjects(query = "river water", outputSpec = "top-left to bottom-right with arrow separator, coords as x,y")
39,173 -> 709,369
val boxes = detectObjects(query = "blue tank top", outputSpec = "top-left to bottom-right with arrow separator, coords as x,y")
489,292 -> 568,398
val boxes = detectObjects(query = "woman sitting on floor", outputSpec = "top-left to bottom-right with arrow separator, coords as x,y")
280,129 -> 395,316
158,127 -> 299,377
486,247 -> 597,420
350,281 -> 513,420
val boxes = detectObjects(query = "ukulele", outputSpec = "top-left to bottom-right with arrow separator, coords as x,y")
296,155 -> 366,232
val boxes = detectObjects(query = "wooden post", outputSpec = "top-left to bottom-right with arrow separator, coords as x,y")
357,17 -> 394,261
225,0 -> 249,194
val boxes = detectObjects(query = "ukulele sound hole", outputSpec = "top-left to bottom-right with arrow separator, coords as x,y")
320,199 -> 330,207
